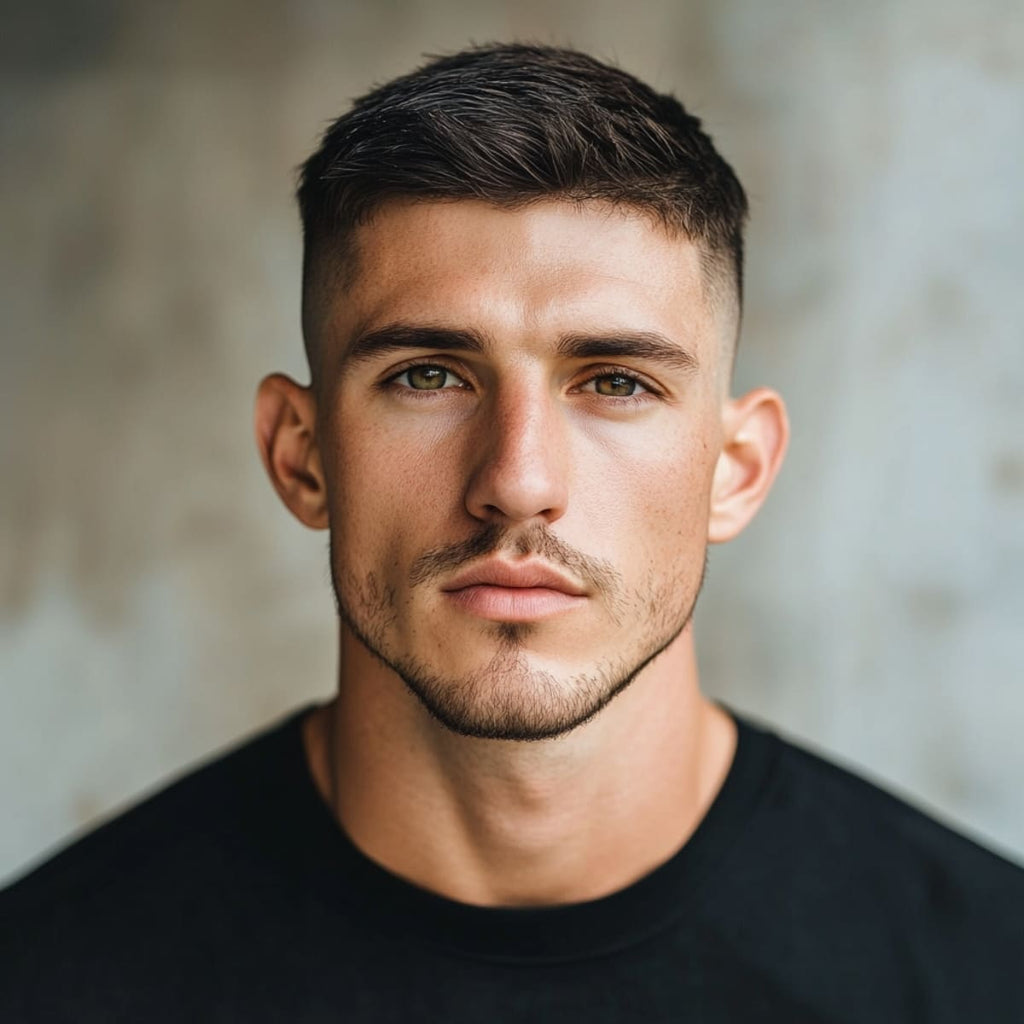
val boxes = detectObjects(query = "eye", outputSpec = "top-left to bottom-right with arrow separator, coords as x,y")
392,364 -> 469,391
583,372 -> 648,398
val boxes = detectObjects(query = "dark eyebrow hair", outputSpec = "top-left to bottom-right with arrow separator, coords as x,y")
341,323 -> 486,370
340,322 -> 698,375
557,331 -> 699,374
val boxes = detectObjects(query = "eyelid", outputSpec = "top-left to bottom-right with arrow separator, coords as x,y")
574,364 -> 662,397
382,356 -> 474,390
378,358 -> 663,397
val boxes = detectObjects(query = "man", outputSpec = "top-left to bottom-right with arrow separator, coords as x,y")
2,43 -> 1022,1023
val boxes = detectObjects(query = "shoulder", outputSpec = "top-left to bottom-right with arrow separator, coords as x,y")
3,708 -> 305,907
729,717 -> 1024,1013
765,724 -> 1024,896
0,708 -> 313,1018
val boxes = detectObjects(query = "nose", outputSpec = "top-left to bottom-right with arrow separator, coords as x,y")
464,384 -> 569,526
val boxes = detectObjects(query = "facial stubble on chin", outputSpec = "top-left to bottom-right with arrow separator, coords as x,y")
332,523 -> 707,742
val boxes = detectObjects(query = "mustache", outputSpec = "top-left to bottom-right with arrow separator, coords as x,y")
408,522 -> 623,594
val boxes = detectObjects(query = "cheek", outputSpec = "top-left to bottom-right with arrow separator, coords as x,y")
581,420 -> 718,554
633,474 -> 714,573
324,413 -> 462,566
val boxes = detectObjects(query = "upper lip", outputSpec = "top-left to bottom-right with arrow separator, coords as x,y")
442,559 -> 587,596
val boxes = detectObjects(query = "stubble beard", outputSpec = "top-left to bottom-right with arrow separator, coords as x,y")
332,526 -> 707,742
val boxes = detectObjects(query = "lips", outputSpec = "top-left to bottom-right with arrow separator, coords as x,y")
442,560 -> 587,596
441,560 -> 588,622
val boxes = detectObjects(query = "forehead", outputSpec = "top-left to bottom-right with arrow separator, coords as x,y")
324,199 -> 716,362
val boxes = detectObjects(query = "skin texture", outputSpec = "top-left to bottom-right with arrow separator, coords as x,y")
255,198 -> 788,906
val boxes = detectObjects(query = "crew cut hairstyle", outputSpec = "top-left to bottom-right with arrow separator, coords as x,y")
297,42 -> 749,373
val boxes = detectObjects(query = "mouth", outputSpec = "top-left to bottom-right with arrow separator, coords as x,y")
441,560 -> 588,622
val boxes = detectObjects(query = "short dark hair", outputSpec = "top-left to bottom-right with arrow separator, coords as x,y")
297,43 -> 748,372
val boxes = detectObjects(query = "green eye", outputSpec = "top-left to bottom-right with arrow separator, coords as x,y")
594,374 -> 638,397
406,366 -> 450,390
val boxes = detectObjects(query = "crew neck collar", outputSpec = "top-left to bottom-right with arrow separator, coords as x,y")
270,705 -> 780,964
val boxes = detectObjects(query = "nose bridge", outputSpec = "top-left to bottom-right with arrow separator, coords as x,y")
465,373 -> 569,524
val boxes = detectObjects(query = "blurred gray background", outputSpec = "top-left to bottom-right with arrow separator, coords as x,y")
2,0 -> 1022,883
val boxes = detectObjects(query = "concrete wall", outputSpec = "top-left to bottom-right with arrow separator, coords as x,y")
2,0 -> 1022,882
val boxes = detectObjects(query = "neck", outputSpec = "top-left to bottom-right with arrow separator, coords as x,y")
304,626 -> 736,907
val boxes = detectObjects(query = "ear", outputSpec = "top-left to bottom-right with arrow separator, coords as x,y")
707,387 -> 789,544
254,373 -> 329,530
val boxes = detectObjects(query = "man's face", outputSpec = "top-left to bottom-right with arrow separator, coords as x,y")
314,199 -> 728,741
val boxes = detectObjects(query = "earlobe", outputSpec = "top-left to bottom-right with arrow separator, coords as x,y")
707,388 -> 789,544
254,373 -> 329,530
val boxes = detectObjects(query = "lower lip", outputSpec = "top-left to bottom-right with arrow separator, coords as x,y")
444,586 -> 586,622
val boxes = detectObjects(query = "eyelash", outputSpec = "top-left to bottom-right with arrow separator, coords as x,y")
380,359 -> 662,402
576,365 -> 661,401
380,360 -> 473,395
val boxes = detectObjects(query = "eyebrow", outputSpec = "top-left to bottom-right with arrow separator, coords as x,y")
556,331 -> 699,374
340,322 -> 698,374
341,324 -> 486,371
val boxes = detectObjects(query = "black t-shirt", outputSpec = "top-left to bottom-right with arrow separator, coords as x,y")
2,707 -> 1022,1022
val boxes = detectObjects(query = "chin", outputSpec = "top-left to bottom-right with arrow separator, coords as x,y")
388,643 -> 640,742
